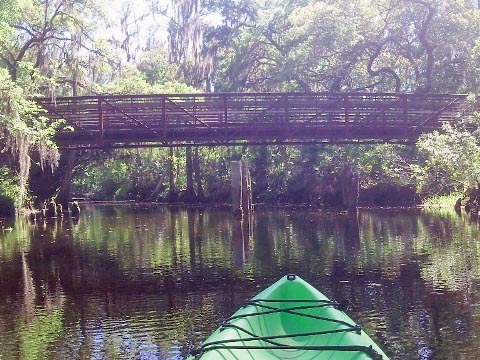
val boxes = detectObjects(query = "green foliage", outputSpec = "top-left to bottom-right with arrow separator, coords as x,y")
0,68 -> 62,204
0,167 -> 20,213
73,155 -> 131,200
214,0 -> 480,93
137,48 -> 179,85
422,193 -> 462,207
19,308 -> 64,360
414,123 -> 480,197
96,64 -> 197,95
1,0 -> 480,207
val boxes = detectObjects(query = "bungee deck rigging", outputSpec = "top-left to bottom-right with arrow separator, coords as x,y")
187,275 -> 390,360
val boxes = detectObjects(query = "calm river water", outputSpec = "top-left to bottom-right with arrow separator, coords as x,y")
0,205 -> 479,359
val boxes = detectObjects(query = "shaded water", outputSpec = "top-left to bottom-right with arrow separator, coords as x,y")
0,205 -> 479,359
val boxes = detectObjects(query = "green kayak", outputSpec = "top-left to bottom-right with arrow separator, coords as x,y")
188,274 -> 390,360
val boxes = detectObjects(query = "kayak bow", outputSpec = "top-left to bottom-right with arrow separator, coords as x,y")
188,274 -> 390,359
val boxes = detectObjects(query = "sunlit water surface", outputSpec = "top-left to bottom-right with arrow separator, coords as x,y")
0,205 -> 479,359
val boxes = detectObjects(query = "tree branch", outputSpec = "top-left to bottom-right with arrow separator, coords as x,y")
366,42 -> 402,92
406,0 -> 435,93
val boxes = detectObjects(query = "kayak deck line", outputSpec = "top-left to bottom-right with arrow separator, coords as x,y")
188,275 -> 390,360
199,322 -> 363,347
218,322 -> 362,344
232,299 -> 358,328
191,298 -> 383,359
192,345 -> 383,360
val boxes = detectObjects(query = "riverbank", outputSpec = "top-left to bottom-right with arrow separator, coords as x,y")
4,197 -> 461,221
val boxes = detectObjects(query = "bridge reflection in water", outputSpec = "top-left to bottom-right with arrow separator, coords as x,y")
0,206 -> 480,359
36,92 -> 474,149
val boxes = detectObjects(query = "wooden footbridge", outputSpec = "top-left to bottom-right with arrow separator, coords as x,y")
37,92 -> 475,149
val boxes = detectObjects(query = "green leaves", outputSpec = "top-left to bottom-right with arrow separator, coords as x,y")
213,0 -> 480,93
0,65 -> 61,204
416,122 -> 480,196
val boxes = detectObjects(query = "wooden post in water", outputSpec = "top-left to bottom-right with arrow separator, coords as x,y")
232,162 -> 253,267
230,161 -> 253,219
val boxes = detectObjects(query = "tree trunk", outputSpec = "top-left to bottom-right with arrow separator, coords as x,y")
341,164 -> 359,212
0,151 -> 14,168
193,147 -> 205,202
56,150 -> 77,206
56,38 -> 79,208
149,174 -> 165,201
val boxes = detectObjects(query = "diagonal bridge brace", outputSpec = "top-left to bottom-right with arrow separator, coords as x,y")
412,98 -> 465,137
165,97 -> 225,144
102,99 -> 161,136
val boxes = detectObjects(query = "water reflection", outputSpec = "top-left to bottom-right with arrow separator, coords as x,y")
0,206 -> 479,359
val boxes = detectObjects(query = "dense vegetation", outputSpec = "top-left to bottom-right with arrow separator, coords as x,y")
1,0 -> 480,214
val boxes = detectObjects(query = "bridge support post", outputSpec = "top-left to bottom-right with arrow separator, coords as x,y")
230,161 -> 253,219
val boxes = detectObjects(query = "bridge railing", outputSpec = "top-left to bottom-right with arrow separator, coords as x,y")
36,92 -> 471,147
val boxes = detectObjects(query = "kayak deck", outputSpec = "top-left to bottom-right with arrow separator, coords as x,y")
188,275 -> 390,359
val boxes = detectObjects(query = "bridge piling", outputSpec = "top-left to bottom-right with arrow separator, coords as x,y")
230,161 -> 253,219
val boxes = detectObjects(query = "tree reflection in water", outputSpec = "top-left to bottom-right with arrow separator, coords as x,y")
0,205 -> 479,359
